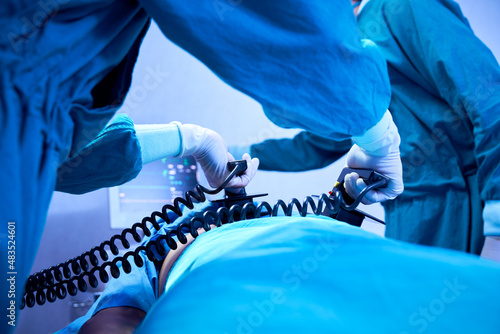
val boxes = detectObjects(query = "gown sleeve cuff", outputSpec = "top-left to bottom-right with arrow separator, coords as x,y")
352,110 -> 400,156
55,114 -> 142,194
483,201 -> 500,236
135,123 -> 182,164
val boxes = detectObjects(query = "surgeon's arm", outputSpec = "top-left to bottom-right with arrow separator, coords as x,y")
56,116 -> 259,194
344,110 -> 404,204
231,132 -> 352,172
481,202 -> 500,262
56,114 -> 143,194
137,122 -> 259,188
382,0 -> 500,260
136,0 -> 402,202
136,0 -> 390,140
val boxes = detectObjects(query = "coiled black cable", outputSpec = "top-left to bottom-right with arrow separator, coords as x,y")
21,165 -> 246,309
21,165 -> 377,309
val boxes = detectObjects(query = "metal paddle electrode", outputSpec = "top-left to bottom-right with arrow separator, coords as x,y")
212,160 -> 268,209
322,168 -> 390,226
216,162 -> 389,227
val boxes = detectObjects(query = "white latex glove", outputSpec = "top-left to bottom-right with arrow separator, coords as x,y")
173,122 -> 259,188
481,201 -> 500,262
481,237 -> 500,262
344,111 -> 404,204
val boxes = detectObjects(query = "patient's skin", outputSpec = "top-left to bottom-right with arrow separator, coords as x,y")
158,225 -> 216,296
79,225 -> 216,333
351,0 -> 360,16
78,306 -> 146,334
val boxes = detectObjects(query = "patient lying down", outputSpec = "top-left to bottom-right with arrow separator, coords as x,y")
59,209 -> 500,334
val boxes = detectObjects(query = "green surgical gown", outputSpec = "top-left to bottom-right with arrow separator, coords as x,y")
247,0 -> 500,254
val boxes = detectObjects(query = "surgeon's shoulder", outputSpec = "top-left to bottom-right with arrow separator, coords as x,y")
377,0 -> 455,16
364,0 -> 436,27
370,0 -> 412,15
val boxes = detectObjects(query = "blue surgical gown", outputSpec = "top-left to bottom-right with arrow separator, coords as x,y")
245,0 -> 500,254
1,1 -> 392,331
59,207 -> 500,333
55,113 -> 142,194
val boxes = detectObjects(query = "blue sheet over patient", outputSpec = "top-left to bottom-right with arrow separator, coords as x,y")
59,204 -> 500,333
137,216 -> 500,333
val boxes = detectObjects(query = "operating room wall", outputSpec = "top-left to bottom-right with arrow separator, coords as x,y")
15,1 -> 499,333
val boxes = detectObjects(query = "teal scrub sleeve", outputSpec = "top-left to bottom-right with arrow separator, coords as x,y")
484,201 -> 500,236
249,131 -> 352,171
55,114 -> 142,195
136,0 -> 391,140
380,0 -> 500,202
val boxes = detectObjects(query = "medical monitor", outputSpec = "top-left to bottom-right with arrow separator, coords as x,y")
109,156 -> 197,229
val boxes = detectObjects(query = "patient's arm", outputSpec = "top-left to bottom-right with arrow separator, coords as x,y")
78,307 -> 146,334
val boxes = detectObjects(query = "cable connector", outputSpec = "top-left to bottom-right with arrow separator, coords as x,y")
322,168 -> 390,226
227,160 -> 248,176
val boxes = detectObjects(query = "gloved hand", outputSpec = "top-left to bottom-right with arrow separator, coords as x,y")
344,111 -> 404,204
481,237 -> 500,262
481,201 -> 500,262
173,122 -> 259,188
